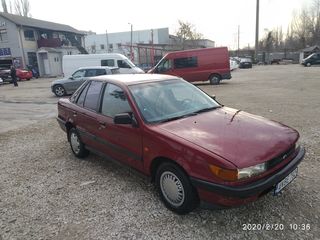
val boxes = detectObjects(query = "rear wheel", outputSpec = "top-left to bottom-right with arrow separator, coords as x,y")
69,128 -> 89,158
155,162 -> 199,214
209,74 -> 221,85
53,84 -> 66,97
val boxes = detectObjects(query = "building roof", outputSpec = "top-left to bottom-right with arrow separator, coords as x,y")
301,45 -> 320,52
0,12 -> 84,35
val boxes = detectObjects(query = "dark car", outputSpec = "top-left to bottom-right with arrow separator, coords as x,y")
57,74 -> 304,214
239,58 -> 253,68
51,66 -> 119,97
301,53 -> 320,67
0,68 -> 11,82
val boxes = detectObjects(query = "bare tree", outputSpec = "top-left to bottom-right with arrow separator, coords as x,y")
14,0 -> 31,17
175,20 -> 203,49
1,0 -> 8,12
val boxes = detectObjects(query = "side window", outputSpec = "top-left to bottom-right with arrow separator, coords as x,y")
85,69 -> 97,77
96,69 -> 107,76
72,69 -> 86,78
101,59 -> 115,67
117,60 -> 131,68
156,59 -> 172,72
174,56 -> 198,69
76,82 -> 90,106
101,84 -> 131,118
83,81 -> 103,111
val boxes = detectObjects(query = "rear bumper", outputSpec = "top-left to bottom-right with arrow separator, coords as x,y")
191,146 -> 305,206
221,72 -> 232,80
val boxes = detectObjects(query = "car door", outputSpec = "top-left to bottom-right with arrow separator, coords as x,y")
95,83 -> 143,171
73,80 -> 105,149
64,69 -> 86,92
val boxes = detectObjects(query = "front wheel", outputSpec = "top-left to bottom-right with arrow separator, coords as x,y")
155,162 -> 199,214
53,84 -> 66,97
209,74 -> 221,85
69,128 -> 89,158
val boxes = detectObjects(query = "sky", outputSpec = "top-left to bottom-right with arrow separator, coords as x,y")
10,0 -> 310,49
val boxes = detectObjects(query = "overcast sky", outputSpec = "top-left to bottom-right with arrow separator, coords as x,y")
22,0 -> 309,49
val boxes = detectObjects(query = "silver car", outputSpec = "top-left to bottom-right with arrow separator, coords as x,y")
51,66 -> 119,97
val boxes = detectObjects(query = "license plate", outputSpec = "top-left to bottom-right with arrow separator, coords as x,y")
274,168 -> 298,195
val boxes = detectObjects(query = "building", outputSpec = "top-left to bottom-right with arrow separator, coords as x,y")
0,12 -> 86,77
85,28 -> 215,67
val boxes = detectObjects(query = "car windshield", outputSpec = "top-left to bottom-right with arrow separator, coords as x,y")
129,79 -> 221,123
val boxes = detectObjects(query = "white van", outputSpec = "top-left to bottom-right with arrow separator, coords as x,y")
62,53 -> 144,77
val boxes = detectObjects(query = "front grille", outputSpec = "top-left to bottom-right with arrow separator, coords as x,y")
266,145 -> 296,170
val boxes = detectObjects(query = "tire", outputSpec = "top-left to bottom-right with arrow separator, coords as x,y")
209,74 -> 221,85
68,128 -> 89,158
306,63 -> 311,67
155,162 -> 199,214
26,78 -> 31,81
53,84 -> 66,97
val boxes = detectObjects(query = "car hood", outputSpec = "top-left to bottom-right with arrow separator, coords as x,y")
158,107 -> 298,168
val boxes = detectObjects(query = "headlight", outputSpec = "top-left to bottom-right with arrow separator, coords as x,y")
209,162 -> 267,181
238,163 -> 266,180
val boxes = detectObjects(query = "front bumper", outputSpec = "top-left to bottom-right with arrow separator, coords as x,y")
191,146 -> 305,205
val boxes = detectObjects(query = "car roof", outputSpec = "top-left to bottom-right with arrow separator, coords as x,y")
90,73 -> 180,86
77,66 -> 118,70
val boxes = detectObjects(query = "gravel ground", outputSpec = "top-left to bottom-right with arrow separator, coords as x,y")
0,65 -> 319,239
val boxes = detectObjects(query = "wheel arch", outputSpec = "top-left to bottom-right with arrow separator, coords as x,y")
150,156 -> 190,183
65,121 -> 74,142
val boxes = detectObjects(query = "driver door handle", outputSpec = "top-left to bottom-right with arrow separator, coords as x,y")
99,121 -> 107,129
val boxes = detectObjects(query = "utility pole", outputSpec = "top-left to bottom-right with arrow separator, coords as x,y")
105,29 -> 109,53
151,29 -> 154,66
128,23 -> 133,60
255,0 -> 260,61
237,25 -> 240,57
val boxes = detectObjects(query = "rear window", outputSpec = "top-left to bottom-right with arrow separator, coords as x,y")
174,56 -> 198,69
83,81 -> 104,111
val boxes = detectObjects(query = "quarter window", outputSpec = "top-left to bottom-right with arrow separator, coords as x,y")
174,56 -> 198,69
83,81 -> 103,111
76,82 -> 90,106
101,84 -> 131,117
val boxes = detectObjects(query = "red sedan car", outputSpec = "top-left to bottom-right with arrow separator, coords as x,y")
16,68 -> 32,80
57,74 -> 305,214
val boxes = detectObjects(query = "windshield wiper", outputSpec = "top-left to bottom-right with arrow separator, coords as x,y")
193,106 -> 221,114
158,112 -> 198,123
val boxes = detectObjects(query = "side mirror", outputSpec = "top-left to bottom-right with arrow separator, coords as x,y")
69,76 -> 74,80
210,95 -> 216,100
114,113 -> 138,127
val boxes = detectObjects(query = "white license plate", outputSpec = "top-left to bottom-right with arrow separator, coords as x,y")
274,168 -> 298,195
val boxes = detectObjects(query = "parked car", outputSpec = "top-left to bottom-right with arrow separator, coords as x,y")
62,53 -> 144,77
0,68 -> 10,82
148,47 -> 231,85
16,68 -> 33,80
230,58 -> 239,71
57,74 -> 305,214
239,58 -> 253,68
51,66 -> 119,97
301,53 -> 320,67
